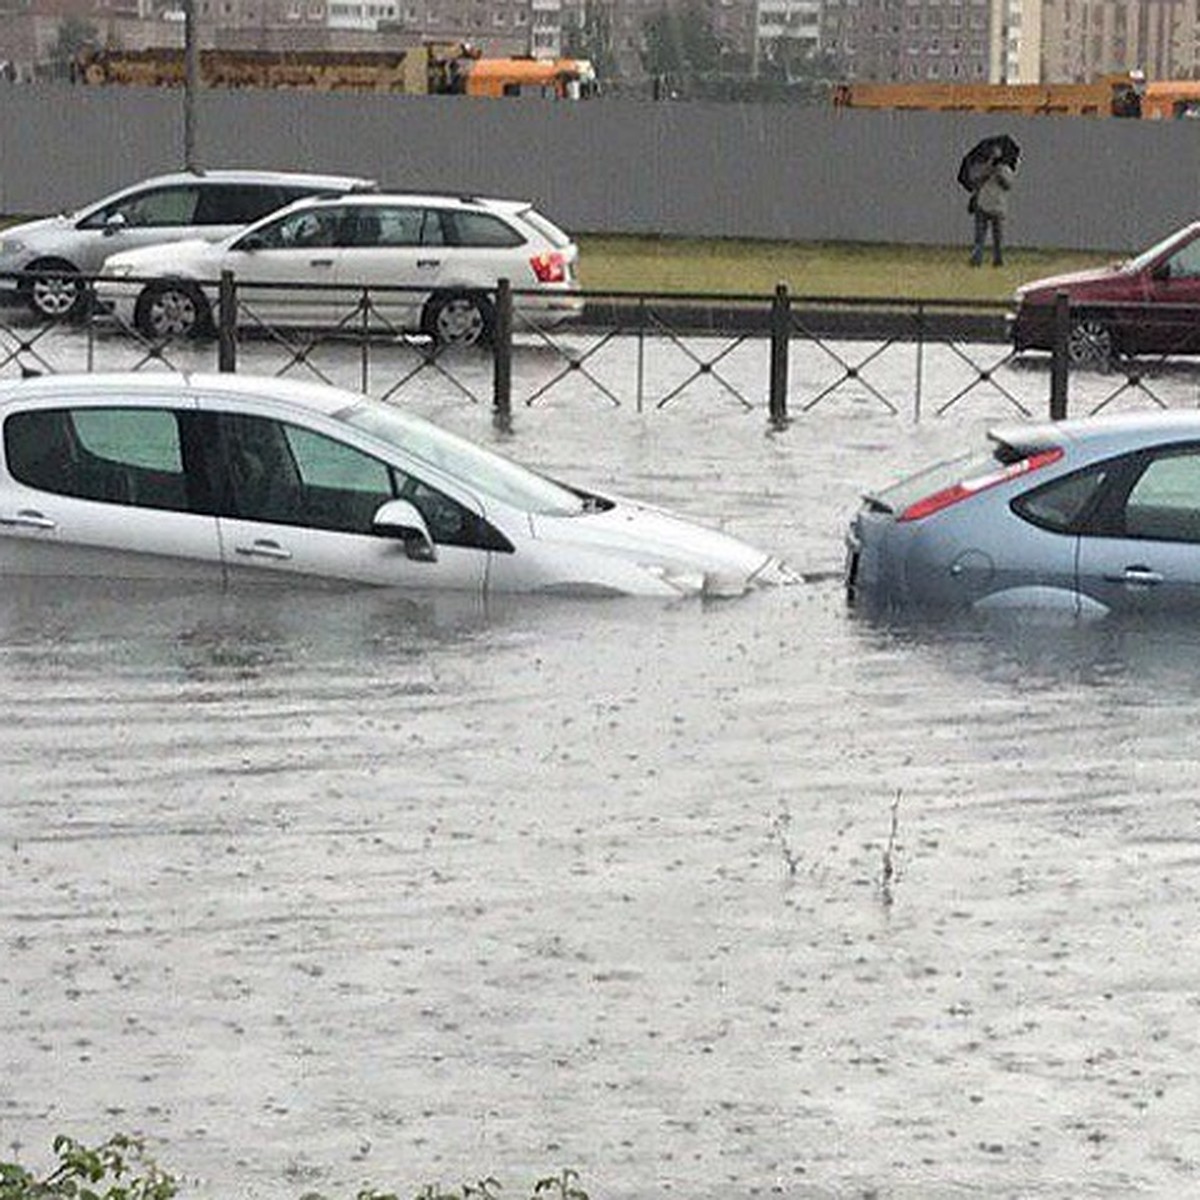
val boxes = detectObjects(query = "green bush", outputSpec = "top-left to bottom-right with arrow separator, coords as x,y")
1,1138 -> 589,1200
0,1134 -> 177,1200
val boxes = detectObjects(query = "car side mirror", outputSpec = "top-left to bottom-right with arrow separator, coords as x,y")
237,234 -> 267,252
103,212 -> 128,236
1151,261 -> 1172,281
372,498 -> 438,562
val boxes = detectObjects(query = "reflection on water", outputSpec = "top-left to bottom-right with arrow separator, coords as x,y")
850,599 -> 1200,696
0,579 -> 506,683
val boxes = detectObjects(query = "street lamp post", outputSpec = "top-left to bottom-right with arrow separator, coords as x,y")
184,0 -> 199,170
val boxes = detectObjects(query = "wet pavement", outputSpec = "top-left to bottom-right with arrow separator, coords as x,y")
3,373 -> 1200,1199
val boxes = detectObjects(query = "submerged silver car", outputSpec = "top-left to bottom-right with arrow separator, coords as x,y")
846,411 -> 1200,617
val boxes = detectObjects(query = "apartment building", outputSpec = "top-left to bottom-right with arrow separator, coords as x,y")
6,0 -> 1200,87
1039,0 -> 1200,81
821,0 -> 1001,81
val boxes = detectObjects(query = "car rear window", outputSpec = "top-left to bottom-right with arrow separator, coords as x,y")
518,208 -> 572,249
867,448 -> 996,514
446,211 -> 525,249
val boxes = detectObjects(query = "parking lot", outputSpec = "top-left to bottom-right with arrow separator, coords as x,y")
3,355 -> 1200,1198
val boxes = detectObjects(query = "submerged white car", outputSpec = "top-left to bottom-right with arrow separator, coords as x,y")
0,374 -> 795,597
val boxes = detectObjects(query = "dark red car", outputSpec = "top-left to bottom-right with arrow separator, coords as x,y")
1010,221 -> 1200,367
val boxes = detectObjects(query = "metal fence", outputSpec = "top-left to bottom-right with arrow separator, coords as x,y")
2,272 -> 1197,429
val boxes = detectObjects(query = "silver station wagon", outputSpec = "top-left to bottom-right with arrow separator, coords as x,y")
847,411 -> 1200,617
0,374 -> 794,598
0,169 -> 378,320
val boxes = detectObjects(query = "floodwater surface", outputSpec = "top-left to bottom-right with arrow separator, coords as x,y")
3,395 -> 1200,1199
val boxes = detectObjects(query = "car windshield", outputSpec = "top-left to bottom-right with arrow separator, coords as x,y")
1127,227 -> 1197,273
338,402 -> 586,516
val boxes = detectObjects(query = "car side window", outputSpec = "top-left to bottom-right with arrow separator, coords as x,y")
1121,450 -> 1200,541
373,206 -> 427,247
285,423 -> 398,532
445,211 -> 525,248
195,185 -> 285,225
5,407 -> 192,510
211,412 -> 504,548
216,412 -> 392,532
247,207 -> 344,250
1167,239 -> 1200,280
103,187 -> 201,228
1012,464 -> 1110,533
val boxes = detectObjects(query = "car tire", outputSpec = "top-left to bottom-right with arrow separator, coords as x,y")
24,260 -> 86,321
1067,317 -> 1116,370
135,281 -> 212,340
423,291 -> 494,348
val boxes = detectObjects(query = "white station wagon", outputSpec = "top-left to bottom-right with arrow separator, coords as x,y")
0,374 -> 795,597
96,192 -> 583,347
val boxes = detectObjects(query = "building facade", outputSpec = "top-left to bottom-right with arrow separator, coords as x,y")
4,0 -> 1200,87
1038,0 -> 1199,81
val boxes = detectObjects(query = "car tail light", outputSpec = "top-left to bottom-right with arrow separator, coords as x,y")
530,251 -> 567,283
897,447 -> 1064,523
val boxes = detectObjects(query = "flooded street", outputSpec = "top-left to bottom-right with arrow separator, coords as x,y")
4,384 -> 1200,1199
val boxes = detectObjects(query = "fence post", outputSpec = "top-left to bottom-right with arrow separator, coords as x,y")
492,279 -> 513,434
1049,290 -> 1069,420
218,270 -> 237,373
768,282 -> 790,430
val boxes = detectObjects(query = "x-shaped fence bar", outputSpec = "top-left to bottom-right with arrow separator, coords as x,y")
0,271 -> 1194,425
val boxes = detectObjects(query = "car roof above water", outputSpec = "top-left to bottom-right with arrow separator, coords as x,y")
0,372 -> 360,418
991,410 -> 1200,459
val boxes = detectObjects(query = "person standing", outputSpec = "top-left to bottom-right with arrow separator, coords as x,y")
969,147 -> 1016,267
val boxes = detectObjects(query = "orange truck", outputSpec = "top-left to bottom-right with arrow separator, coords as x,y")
830,73 -> 1156,117
74,44 -> 596,98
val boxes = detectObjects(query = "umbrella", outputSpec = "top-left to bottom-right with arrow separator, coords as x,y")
957,134 -> 1020,192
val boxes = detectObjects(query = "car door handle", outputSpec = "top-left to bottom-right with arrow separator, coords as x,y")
234,539 -> 292,561
0,509 -> 56,529
416,259 -> 441,269
308,258 -> 335,268
1104,565 -> 1163,586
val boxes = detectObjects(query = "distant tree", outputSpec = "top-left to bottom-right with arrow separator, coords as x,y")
760,41 -> 840,87
563,0 -> 618,84
48,15 -> 100,78
640,2 -> 723,96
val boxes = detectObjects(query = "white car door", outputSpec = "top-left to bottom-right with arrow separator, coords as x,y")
208,409 -> 489,591
224,206 -> 355,327
0,403 -> 224,580
332,204 -> 442,331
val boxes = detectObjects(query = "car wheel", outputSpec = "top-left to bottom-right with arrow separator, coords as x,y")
135,281 -> 211,339
423,291 -> 494,348
25,260 -> 85,321
1067,317 -> 1115,369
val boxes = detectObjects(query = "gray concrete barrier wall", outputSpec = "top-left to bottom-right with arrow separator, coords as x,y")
1,82 -> 1195,252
